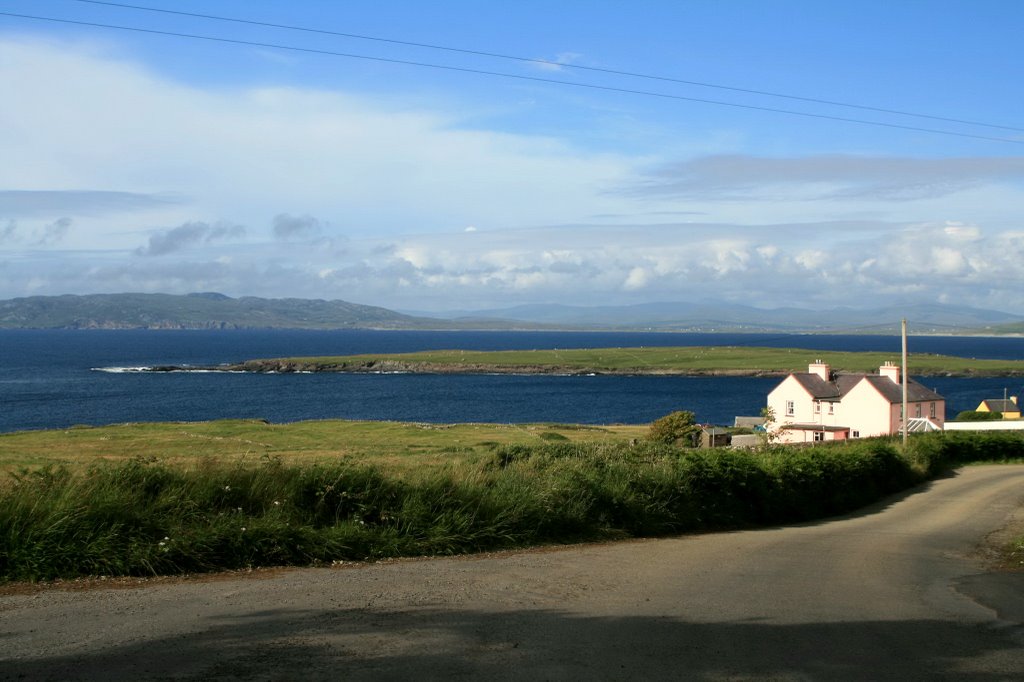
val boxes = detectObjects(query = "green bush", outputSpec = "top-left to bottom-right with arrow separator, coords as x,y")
3,431 -> 1023,582
647,410 -> 700,446
955,410 -> 1003,421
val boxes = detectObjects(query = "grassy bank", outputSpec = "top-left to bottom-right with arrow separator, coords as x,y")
2,429 -> 1023,582
230,346 -> 1024,376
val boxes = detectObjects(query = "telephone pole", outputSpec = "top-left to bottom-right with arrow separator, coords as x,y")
902,318 -> 908,450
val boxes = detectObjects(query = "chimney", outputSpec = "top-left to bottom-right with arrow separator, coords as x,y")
808,360 -> 830,381
879,361 -> 900,383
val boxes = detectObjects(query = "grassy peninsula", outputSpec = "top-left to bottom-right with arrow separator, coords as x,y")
219,346 -> 1024,376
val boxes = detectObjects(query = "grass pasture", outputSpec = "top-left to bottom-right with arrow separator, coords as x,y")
0,419 -> 648,475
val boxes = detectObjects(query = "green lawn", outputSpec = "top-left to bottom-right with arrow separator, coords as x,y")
0,419 -> 648,475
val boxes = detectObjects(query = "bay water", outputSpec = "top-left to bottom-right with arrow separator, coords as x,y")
1,329 -> 1022,433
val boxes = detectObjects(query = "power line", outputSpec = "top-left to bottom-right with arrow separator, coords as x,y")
4,10 -> 1023,145
72,0 -> 1024,134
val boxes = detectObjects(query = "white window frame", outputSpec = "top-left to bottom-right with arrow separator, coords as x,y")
786,400 -> 795,417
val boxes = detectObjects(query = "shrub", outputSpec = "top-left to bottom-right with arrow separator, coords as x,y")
4,431 -> 1023,581
647,410 -> 700,447
955,410 -> 1003,421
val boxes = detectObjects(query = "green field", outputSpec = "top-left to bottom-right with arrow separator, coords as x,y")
234,346 -> 1024,376
0,419 -> 648,474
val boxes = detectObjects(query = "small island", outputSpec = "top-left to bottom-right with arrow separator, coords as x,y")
145,346 -> 1024,377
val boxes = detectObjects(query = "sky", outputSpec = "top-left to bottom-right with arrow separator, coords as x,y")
1,0 -> 1023,313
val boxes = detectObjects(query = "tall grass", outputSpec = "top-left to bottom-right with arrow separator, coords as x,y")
2,432 -> 1022,582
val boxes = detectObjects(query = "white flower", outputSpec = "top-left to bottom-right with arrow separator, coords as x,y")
224,485 -> 231,491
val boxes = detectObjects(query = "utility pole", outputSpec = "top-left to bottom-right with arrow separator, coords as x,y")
902,318 -> 908,450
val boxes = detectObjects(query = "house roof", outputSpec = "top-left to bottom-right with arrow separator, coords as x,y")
787,372 -> 943,405
790,373 -> 842,399
860,376 -> 944,404
980,399 -> 1019,412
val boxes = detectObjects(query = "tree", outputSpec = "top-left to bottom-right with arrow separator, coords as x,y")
647,410 -> 700,447
758,406 -> 780,450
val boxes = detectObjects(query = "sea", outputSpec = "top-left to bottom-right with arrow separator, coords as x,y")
1,329 -> 1023,434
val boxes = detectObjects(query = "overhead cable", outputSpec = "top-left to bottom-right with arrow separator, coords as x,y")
72,0 -> 1024,134
3,11 -> 1022,145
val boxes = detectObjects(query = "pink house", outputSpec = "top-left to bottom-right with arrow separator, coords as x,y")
766,360 -> 945,444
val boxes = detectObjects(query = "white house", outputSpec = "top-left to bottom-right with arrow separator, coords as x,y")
766,360 -> 945,444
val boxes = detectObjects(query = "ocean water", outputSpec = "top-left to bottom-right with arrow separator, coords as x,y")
1,329 -> 1022,433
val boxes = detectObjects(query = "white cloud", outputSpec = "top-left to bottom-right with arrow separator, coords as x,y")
0,37 -> 634,251
531,52 -> 583,72
624,267 -> 650,291
3,217 -> 1024,313
943,223 -> 982,241
2,37 -> 1024,315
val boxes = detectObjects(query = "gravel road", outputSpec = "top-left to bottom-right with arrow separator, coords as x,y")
2,465 -> 1023,680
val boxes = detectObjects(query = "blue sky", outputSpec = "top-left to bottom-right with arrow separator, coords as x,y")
1,0 -> 1023,312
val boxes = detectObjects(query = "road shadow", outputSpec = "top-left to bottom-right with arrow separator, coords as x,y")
4,604 -> 1023,681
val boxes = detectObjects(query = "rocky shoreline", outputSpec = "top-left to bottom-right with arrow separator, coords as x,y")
141,359 -> 1018,378
146,359 -> 791,377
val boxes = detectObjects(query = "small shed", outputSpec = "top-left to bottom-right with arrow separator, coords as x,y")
700,426 -> 731,448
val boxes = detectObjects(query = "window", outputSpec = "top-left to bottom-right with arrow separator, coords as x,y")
930,403 -> 936,418
852,430 -> 860,438
828,403 -> 834,415
915,404 -> 922,418
813,431 -> 825,442
786,400 -> 795,416
813,400 -> 820,414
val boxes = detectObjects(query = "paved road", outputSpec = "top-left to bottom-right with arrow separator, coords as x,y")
2,466 -> 1023,681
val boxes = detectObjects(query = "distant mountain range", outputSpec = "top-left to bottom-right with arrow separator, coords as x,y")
0,293 -> 439,330
408,301 -> 1024,334
1,293 -> 1022,334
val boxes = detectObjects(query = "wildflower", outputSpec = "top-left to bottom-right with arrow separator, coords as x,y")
241,527 -> 247,532
273,500 -> 280,506
224,485 -> 231,491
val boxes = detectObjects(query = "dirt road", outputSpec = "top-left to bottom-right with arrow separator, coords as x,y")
3,465 -> 1023,680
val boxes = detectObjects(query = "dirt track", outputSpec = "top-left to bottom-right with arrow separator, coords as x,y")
2,466 -> 1023,680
